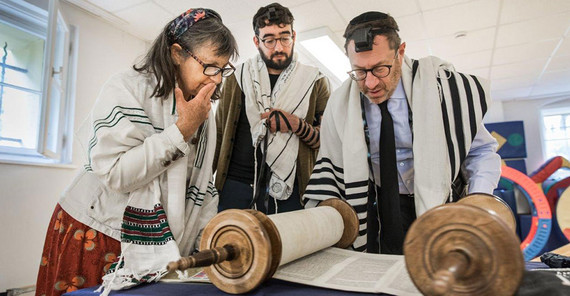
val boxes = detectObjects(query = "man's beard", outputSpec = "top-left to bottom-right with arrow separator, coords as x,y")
259,46 -> 294,70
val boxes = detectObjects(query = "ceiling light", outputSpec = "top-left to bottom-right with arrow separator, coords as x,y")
298,28 -> 351,84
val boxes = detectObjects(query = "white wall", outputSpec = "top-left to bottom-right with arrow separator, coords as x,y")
484,99 -> 505,124
501,95 -> 570,174
0,2 -> 148,292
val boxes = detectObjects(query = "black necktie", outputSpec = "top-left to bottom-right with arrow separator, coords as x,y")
376,101 -> 404,254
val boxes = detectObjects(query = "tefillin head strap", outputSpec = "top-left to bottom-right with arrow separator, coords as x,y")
348,11 -> 396,52
265,7 -> 279,22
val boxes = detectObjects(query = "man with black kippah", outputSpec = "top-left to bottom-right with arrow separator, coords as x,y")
303,11 -> 501,254
214,3 -> 330,215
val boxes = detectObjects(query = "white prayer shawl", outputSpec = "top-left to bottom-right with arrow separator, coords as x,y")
235,53 -> 322,200
74,70 -> 218,294
100,142 -> 217,294
303,55 -> 491,251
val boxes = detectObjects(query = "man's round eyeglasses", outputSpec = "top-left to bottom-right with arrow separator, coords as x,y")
181,46 -> 235,77
259,36 -> 293,49
347,51 -> 398,81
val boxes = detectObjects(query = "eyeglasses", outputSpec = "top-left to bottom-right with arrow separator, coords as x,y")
347,51 -> 398,81
258,35 -> 293,49
181,46 -> 235,77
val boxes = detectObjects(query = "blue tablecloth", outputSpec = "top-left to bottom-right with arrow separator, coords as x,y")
64,262 -> 552,296
64,278 -> 383,296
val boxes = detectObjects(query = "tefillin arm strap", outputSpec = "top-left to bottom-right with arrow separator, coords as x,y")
268,110 -> 292,132
249,110 -> 292,209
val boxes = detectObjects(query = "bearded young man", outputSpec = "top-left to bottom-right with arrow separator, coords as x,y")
213,3 -> 330,214
303,11 -> 501,255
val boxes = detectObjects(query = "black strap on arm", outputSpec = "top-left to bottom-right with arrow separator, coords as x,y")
295,117 -> 303,133
249,110 -> 294,209
250,132 -> 269,209
268,110 -> 293,131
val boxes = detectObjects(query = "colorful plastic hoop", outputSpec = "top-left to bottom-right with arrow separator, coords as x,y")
544,176 -> 570,212
556,188 -> 570,242
530,156 -> 570,184
501,166 -> 552,261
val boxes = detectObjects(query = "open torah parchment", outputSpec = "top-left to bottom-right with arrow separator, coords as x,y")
273,247 -> 421,295
162,247 -> 421,295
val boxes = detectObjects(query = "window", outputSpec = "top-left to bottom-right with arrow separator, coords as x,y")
0,0 -> 76,165
542,106 -> 570,160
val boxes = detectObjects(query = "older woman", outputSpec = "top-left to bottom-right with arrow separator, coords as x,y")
36,8 -> 238,296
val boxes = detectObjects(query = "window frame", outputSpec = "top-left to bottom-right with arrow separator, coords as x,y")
540,105 -> 570,161
0,0 -> 77,166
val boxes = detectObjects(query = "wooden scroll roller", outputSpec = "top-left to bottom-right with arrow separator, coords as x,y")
167,198 -> 358,294
404,193 -> 524,296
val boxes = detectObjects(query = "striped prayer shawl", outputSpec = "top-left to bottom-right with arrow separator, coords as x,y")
74,70 -> 219,294
303,55 -> 491,252
236,53 -> 323,201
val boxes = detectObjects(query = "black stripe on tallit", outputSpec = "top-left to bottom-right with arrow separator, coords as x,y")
291,76 -> 318,114
437,76 -> 457,179
303,189 -> 343,199
268,131 -> 295,167
346,191 -> 368,200
459,73 -> 478,141
412,59 -> 419,85
307,177 -> 341,186
351,204 -> 367,213
447,71 -> 466,165
315,157 -> 344,174
310,166 -> 345,184
283,163 -> 296,183
346,180 -> 369,189
307,177 -> 346,196
470,75 -> 487,116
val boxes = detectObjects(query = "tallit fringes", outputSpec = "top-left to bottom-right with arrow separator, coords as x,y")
98,243 -> 130,296
436,77 -> 444,103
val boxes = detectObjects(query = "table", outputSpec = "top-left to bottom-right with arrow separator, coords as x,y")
64,278 -> 383,296
64,262 -> 557,296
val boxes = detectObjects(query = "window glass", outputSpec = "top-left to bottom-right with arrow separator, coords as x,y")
543,113 -> 570,160
0,22 -> 45,91
0,87 -> 41,149
0,0 -> 76,165
0,21 -> 45,150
